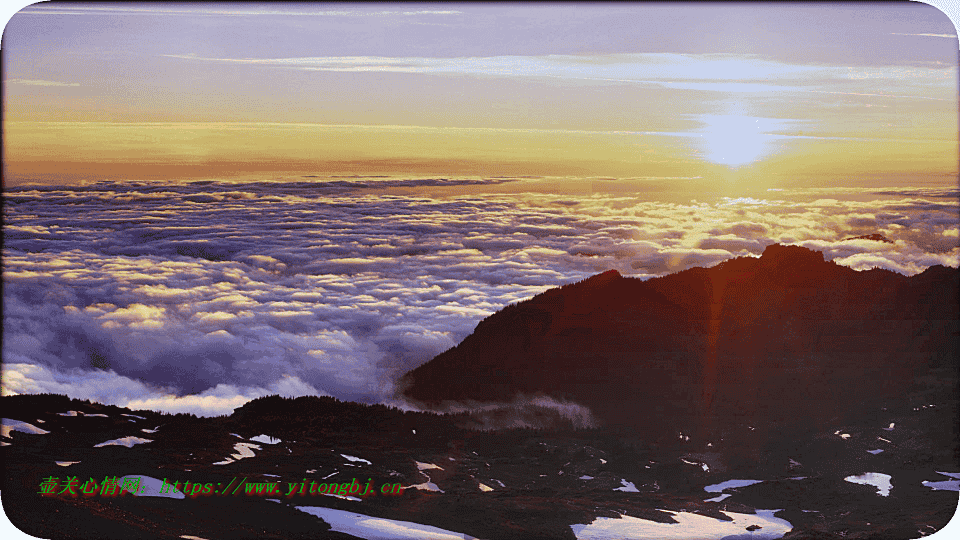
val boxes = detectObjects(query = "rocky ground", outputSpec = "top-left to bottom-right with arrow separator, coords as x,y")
2,378 -> 957,540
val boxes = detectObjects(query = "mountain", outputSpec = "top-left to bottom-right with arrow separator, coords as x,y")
401,244 -> 959,438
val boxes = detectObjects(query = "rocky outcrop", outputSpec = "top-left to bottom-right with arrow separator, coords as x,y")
401,245 -> 959,436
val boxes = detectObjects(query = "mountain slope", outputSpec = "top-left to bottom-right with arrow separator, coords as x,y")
400,244 -> 959,435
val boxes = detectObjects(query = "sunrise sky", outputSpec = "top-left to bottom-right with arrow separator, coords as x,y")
3,2 -> 958,188
2,3 -> 960,416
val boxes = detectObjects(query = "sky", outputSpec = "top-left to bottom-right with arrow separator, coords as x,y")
3,2 -> 958,185
2,3 -> 959,418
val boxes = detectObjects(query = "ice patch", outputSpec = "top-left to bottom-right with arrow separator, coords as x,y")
704,479 -> 763,493
342,454 -> 372,465
571,509 -> 792,539
294,506 -> 478,539
119,475 -> 185,499
406,480 -> 443,492
324,492 -> 362,502
580,475 -> 594,480
86,413 -> 109,418
56,461 -> 81,467
479,483 -> 493,492
844,472 -> 892,496
922,472 -> 960,491
705,493 -> 731,503
614,479 -> 639,492
58,411 -> 80,417
2,419 -> 50,437
231,442 -> 261,460
415,461 -> 443,471
250,434 -> 281,444
867,449 -> 884,455
94,436 -> 152,448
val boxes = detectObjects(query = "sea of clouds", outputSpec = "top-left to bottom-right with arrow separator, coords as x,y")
2,178 -> 957,416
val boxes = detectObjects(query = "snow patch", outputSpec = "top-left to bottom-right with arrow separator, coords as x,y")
844,473 -> 892,496
614,479 -> 639,492
571,509 -> 792,539
94,436 -> 152,448
704,479 -> 763,493
294,506 -> 478,540
2,419 -> 50,437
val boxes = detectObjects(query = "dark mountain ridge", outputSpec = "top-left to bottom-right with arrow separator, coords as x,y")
401,244 -> 959,438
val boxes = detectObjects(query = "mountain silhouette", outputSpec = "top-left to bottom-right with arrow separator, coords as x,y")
401,244 -> 959,438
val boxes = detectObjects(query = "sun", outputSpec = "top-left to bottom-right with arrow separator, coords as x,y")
695,114 -> 783,167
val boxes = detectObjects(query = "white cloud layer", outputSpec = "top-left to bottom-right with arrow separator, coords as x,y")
3,179 -> 957,415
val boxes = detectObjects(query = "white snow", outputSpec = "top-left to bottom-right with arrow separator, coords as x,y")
342,454 -> 372,465
705,494 -> 731,503
94,436 -> 152,448
214,442 -> 261,463
580,475 -> 594,480
478,483 -> 494,492
180,536 -> 208,540
119,475 -> 185,499
86,413 -> 109,418
704,479 -> 762,493
231,442 -> 261,459
294,506 -> 479,540
415,461 -> 442,470
142,427 -> 158,433
2,419 -> 50,437
58,411 -> 80,417
493,479 -> 505,487
571,509 -> 792,540
250,434 -> 281,444
324,492 -> 362,502
921,472 -> 960,492
56,461 -> 81,467
406,469 -> 443,492
867,449 -> 884,455
844,472 -> 892,496
839,433 -> 851,440
883,423 -> 895,431
406,480 -> 443,492
600,459 -> 607,464
614,479 -> 639,492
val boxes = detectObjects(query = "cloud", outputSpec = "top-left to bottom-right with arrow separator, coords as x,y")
890,33 -> 958,39
19,6 -> 461,17
158,52 -> 953,103
7,79 -> 80,87
3,180 -> 957,415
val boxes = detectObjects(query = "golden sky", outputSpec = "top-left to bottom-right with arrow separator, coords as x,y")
3,3 -> 958,188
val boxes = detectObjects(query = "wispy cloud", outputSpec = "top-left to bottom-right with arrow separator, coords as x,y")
890,32 -> 958,39
18,6 -> 460,17
7,79 -> 80,87
160,52 -> 953,99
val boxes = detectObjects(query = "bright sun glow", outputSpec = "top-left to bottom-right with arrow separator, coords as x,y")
696,114 -> 786,167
